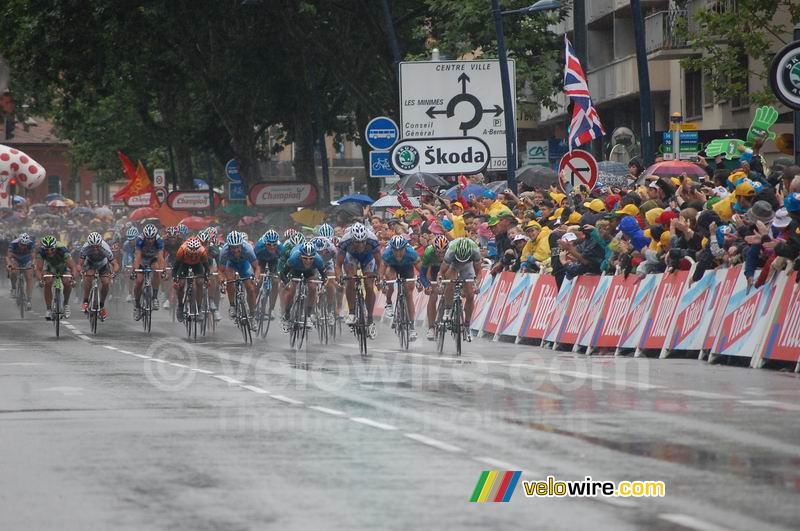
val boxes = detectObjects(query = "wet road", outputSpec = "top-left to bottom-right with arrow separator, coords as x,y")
1,278 -> 799,530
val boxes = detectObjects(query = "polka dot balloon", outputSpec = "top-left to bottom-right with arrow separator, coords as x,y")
0,144 -> 46,207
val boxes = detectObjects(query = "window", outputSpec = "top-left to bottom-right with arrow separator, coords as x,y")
730,53 -> 749,109
47,175 -> 61,194
702,69 -> 714,106
684,69 -> 703,119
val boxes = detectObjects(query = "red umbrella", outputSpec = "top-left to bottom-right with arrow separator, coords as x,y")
129,207 -> 160,221
642,161 -> 706,180
179,216 -> 214,230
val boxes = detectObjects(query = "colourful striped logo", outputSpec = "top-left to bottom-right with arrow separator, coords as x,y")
470,471 -> 521,502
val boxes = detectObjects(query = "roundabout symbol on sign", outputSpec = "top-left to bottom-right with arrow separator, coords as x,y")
425,74 -> 503,136
558,150 -> 598,193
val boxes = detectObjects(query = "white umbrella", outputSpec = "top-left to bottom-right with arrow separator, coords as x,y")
371,195 -> 420,209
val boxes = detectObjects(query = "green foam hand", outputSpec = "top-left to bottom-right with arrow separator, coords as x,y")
746,106 -> 778,145
704,138 -> 745,159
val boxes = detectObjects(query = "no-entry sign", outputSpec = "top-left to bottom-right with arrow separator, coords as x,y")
558,150 -> 598,193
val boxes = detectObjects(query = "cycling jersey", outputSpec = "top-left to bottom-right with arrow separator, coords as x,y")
382,241 -> 419,267
281,247 -> 325,281
38,244 -> 72,273
8,239 -> 34,266
135,235 -> 165,267
338,227 -> 379,270
220,242 -> 257,278
443,238 -> 481,280
419,245 -> 445,288
254,239 -> 284,269
173,242 -> 210,279
122,240 -> 136,267
80,241 -> 115,273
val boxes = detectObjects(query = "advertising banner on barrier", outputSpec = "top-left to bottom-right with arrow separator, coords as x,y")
713,273 -> 783,358
483,272 -> 516,335
497,273 -> 537,337
556,276 -> 600,345
639,270 -> 689,350
702,266 -> 742,351
414,290 -> 429,327
470,272 -> 496,333
760,272 -> 800,364
619,274 -> 660,349
591,275 -> 641,348
666,270 -> 718,352
519,275 -> 560,340
543,278 -> 575,343
576,276 -> 613,347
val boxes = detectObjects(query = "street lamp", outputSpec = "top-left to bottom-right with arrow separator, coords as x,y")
492,0 -> 561,193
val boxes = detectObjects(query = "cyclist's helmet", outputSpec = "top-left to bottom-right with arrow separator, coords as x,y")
317,223 -> 334,239
311,237 -> 327,251
284,228 -> 297,240
288,232 -> 306,249
207,227 -> 218,241
433,235 -> 448,252
186,236 -> 202,252
453,239 -> 473,262
351,222 -> 367,241
142,224 -> 158,239
177,224 -> 189,237
87,232 -> 104,246
41,235 -> 57,249
262,230 -> 280,244
300,242 -> 316,258
226,231 -> 244,246
166,226 -> 178,237
126,227 -> 139,240
389,235 -> 407,250
198,229 -> 210,244
18,233 -> 33,245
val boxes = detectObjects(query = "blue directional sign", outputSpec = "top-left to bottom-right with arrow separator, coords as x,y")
365,116 -> 399,151
228,182 -> 247,200
225,159 -> 242,183
369,151 -> 394,178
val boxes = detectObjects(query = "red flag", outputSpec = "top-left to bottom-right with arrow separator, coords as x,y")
117,151 -> 137,182
458,174 -> 469,188
113,160 -> 154,202
395,184 -> 414,210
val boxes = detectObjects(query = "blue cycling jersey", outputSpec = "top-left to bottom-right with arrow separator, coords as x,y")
8,240 -> 33,257
382,242 -> 419,267
220,242 -> 257,265
135,235 -> 164,259
286,247 -> 325,273
254,239 -> 283,263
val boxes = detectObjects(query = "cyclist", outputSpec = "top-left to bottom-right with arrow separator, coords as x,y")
280,241 -> 326,331
419,235 -> 449,340
162,226 -> 182,310
311,236 -> 338,324
78,232 -> 119,320
198,229 -> 222,321
379,235 -> 421,341
5,232 -> 35,308
35,235 -> 77,320
172,236 -> 210,323
438,237 -> 482,338
254,229 -> 283,320
132,224 -> 166,321
218,231 -> 260,323
335,222 -> 381,339
121,227 -> 139,302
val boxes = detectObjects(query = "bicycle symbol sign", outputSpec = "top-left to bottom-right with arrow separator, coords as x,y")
369,151 -> 395,178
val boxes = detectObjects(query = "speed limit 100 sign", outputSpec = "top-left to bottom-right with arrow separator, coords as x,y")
558,150 -> 598,193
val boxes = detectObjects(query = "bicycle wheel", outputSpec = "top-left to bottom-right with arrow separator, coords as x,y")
89,286 -> 98,335
238,294 -> 252,344
435,298 -> 446,354
356,292 -> 368,356
184,284 -> 193,340
256,287 -> 268,338
289,290 -> 303,349
17,277 -> 25,319
200,289 -> 209,337
143,283 -> 152,334
54,286 -> 62,338
397,292 -> 409,351
452,298 -> 462,357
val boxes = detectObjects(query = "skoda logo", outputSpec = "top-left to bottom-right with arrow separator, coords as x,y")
770,40 -> 800,110
394,145 -> 419,171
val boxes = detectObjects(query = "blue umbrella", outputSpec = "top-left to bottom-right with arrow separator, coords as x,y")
194,178 -> 209,190
45,193 -> 65,202
12,195 -> 26,205
334,194 -> 373,205
444,184 -> 487,200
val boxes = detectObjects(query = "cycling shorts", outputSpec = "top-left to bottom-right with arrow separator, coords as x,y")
344,253 -> 376,273
225,260 -> 254,279
389,264 -> 415,279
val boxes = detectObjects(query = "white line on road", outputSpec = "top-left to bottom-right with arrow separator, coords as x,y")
117,349 -> 133,354
404,433 -> 462,453
132,354 -> 150,359
349,417 -> 398,431
149,358 -> 167,364
270,395 -> 303,405
241,385 -> 269,394
169,363 -> 189,368
213,375 -> 242,385
658,513 -> 728,531
308,406 -> 346,416
103,345 -> 118,351
739,399 -> 800,412
666,389 -> 737,400
192,368 -> 214,374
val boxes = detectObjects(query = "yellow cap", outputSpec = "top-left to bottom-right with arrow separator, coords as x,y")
549,192 -> 566,205
567,211 -> 582,225
735,181 -> 755,198
615,204 -> 640,217
583,198 -> 605,213
525,220 -> 542,230
548,207 -> 564,221
645,207 -> 664,227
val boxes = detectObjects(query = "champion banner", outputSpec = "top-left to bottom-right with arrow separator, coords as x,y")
591,275 -> 641,348
639,270 -> 689,351
519,275 -> 560,340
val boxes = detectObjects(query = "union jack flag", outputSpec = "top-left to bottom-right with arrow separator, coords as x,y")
564,36 -> 605,150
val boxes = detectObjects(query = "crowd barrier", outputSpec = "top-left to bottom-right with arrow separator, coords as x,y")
368,266 -> 800,371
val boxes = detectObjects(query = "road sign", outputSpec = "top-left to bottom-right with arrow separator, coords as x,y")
558,150 -> 598,193
225,159 -> 242,183
389,137 -> 490,176
769,40 -> 800,110
399,59 -> 515,171
153,169 -> 166,188
369,151 -> 394,178
166,191 -> 222,211
228,182 -> 247,201
154,187 -> 167,204
662,131 -> 699,160
365,117 -> 399,151
248,182 -> 318,207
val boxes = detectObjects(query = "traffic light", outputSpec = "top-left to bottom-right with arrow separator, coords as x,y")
8,177 -> 16,196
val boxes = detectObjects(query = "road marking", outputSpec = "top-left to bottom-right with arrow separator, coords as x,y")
613,381 -> 665,390
132,354 -> 150,359
241,385 -> 269,394
658,513 -> 728,531
213,375 -> 242,385
350,417 -> 398,431
118,349 -> 134,354
270,395 -> 303,405
308,406 -> 346,416
149,358 -> 168,364
169,363 -> 189,368
404,433 -> 462,453
103,345 -> 118,351
739,399 -> 800,412
666,390 -> 737,400
192,368 -> 214,374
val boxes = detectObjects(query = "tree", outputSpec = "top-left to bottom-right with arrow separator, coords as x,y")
677,0 -> 800,106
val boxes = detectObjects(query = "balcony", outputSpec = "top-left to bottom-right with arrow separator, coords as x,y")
645,9 -> 698,60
